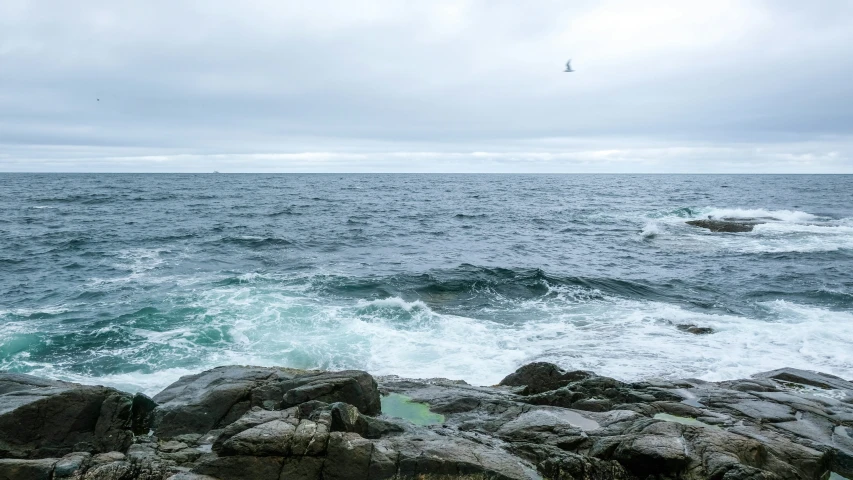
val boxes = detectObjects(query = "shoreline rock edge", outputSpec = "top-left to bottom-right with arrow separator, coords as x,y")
0,364 -> 849,480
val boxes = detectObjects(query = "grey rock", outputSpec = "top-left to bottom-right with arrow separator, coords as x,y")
0,458 -> 57,480
165,474 -> 219,480
687,219 -> 758,232
54,452 -> 92,479
677,323 -> 715,335
131,394 -> 157,436
322,432 -> 373,480
211,408 -> 294,454
279,370 -> 382,415
125,445 -> 158,465
328,402 -> 403,439
280,457 -> 324,480
192,455 -> 283,480
82,461 -> 133,480
157,442 -> 188,454
755,368 -> 853,393
92,452 -> 126,464
726,400 -> 797,423
6,363 -> 853,480
151,366 -> 380,440
499,362 -> 593,394
0,373 -> 135,458
511,443 -> 632,480
152,366 -> 299,439
218,419 -> 299,457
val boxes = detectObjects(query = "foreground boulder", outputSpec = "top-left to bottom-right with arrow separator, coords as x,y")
2,364 -> 852,480
0,373 -> 148,459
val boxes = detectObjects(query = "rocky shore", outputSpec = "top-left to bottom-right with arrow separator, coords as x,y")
1,363 -> 851,480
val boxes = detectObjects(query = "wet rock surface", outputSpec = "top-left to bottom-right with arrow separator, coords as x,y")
1,363 -> 852,479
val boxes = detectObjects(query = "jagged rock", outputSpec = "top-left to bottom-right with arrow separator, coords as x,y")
157,441 -> 188,454
328,402 -> 403,438
211,408 -> 294,454
151,366 -> 300,439
687,219 -> 759,232
0,373 -> 136,458
511,443 -> 632,480
165,474 -> 218,480
131,394 -> 157,435
499,362 -> 593,394
278,370 -> 382,415
0,458 -> 57,480
54,452 -> 92,479
754,367 -> 853,393
4,363 -> 853,480
152,367 -> 380,439
193,455 -> 283,480
91,452 -> 126,465
323,432 -> 373,480
520,371 -> 681,411
82,461 -> 134,480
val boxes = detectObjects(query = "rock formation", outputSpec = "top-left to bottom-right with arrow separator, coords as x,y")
1,363 -> 851,479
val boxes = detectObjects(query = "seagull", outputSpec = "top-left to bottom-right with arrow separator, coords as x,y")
564,59 -> 574,72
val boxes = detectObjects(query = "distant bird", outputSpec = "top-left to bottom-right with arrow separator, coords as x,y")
97,98 -> 99,101
564,59 -> 574,72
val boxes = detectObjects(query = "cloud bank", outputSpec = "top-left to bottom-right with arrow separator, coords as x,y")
1,0 -> 852,172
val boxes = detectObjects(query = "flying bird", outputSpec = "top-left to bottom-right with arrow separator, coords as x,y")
564,59 -> 574,72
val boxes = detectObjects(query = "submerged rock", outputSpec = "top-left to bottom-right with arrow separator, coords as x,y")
686,219 -> 759,232
2,363 -> 853,479
677,323 -> 715,335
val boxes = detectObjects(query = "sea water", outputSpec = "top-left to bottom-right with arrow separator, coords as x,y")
1,173 -> 851,395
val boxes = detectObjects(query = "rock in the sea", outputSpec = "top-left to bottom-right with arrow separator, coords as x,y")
686,219 -> 758,232
0,373 -> 137,459
677,323 -> 715,335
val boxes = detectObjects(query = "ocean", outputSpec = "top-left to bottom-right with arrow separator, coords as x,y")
1,173 -> 852,395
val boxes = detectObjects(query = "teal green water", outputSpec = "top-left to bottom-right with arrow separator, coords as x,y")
380,393 -> 445,425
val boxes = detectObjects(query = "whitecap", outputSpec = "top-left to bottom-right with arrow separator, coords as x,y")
640,222 -> 662,239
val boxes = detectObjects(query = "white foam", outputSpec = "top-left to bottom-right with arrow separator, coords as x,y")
639,222 -> 662,239
0,305 -> 71,318
8,278 -> 853,396
703,207 -> 822,223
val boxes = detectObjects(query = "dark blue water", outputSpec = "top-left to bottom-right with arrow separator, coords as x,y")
2,174 -> 852,394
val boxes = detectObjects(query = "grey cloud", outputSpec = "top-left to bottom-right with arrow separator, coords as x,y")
1,0 -> 852,171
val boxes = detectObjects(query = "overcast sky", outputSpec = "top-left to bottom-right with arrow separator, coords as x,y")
2,0 -> 853,172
